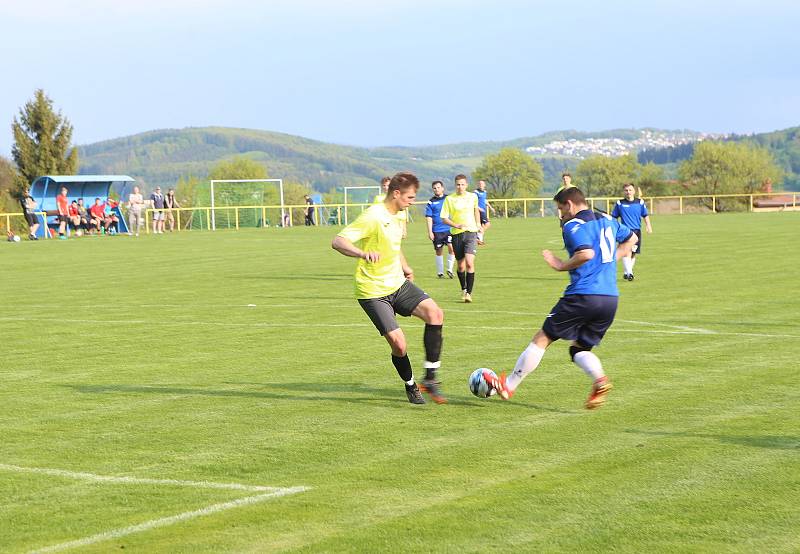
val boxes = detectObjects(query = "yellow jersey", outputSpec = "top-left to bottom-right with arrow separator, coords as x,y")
337,203 -> 406,299
440,192 -> 479,235
374,193 -> 407,221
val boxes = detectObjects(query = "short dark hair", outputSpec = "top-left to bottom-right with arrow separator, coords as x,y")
561,171 -> 571,179
454,174 -> 468,182
432,180 -> 443,187
381,176 -> 391,185
553,186 -> 586,204
388,172 -> 420,193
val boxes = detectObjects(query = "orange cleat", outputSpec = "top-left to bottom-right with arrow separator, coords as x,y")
586,376 -> 613,409
483,370 -> 513,400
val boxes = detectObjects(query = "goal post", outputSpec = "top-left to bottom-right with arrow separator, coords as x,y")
343,185 -> 381,225
210,179 -> 284,231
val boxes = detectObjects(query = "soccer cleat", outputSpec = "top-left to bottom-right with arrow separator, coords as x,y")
419,379 -> 447,404
461,289 -> 468,302
464,292 -> 472,303
483,369 -> 512,400
437,273 -> 444,279
447,270 -> 454,279
628,273 -> 634,281
405,383 -> 426,405
477,239 -> 485,245
586,376 -> 613,410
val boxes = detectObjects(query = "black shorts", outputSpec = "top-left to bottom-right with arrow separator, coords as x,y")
432,232 -> 452,250
24,212 -> 38,226
452,232 -> 478,260
59,214 -> 71,224
357,280 -> 430,335
479,210 -> 489,225
542,294 -> 618,347
632,229 -> 642,255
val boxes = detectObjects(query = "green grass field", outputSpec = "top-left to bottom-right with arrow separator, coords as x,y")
1,213 -> 799,552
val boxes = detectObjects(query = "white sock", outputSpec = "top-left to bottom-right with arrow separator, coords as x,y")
447,254 -> 455,272
477,231 -> 484,241
630,257 -> 637,272
505,343 -> 545,392
435,255 -> 444,275
622,256 -> 633,276
405,378 -> 415,386
573,351 -> 605,381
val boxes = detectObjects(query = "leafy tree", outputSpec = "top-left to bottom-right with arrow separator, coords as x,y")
207,156 -> 270,208
575,154 -> 641,197
678,141 -> 782,211
11,89 -> 78,195
0,157 -> 21,226
473,148 -> 544,198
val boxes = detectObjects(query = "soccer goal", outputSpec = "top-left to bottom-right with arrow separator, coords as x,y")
343,185 -> 381,225
209,179 -> 284,230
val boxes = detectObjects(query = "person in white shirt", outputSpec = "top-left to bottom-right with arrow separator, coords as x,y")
128,186 -> 145,236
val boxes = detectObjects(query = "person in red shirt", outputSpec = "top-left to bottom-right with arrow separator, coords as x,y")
89,197 -> 107,234
56,187 -> 70,240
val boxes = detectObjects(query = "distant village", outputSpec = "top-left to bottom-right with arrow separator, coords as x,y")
525,130 -> 728,159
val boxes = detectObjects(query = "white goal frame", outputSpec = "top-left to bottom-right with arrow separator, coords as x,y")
210,179 -> 284,231
343,185 -> 381,225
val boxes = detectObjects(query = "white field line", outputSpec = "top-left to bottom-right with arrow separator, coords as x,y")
0,463 -> 279,492
0,464 -> 308,553
1,315 -> 796,340
29,488 -> 307,554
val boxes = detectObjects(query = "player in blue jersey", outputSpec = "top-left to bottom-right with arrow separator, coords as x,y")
484,187 -> 638,409
474,180 -> 495,245
611,183 -> 653,281
425,180 -> 456,278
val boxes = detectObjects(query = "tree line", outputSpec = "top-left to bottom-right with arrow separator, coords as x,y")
1,89 -> 788,224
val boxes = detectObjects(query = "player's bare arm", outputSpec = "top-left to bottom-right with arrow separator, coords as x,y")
331,235 -> 381,263
542,248 -> 594,271
441,216 -> 463,230
644,215 -> 653,233
615,233 -> 638,260
426,217 -> 434,241
400,251 -> 414,282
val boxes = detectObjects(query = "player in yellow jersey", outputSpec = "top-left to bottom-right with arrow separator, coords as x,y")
333,172 -> 446,405
440,174 -> 481,303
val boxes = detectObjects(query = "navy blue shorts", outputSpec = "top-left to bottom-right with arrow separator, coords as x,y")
632,229 -> 642,255
542,294 -> 618,347
479,210 -> 489,225
432,231 -> 452,250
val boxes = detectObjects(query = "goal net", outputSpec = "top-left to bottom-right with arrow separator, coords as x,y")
204,179 -> 285,230
343,185 -> 381,225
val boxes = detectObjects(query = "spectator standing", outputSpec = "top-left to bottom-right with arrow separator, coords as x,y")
128,186 -> 145,236
19,187 -> 40,240
150,186 -> 166,234
56,186 -> 69,240
304,195 -> 315,226
165,189 -> 180,232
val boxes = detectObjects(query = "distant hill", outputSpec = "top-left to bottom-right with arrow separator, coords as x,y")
77,126 -> 799,193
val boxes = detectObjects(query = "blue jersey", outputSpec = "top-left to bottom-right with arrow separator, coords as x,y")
425,195 -> 450,233
562,209 -> 633,297
611,198 -> 648,230
474,189 -> 488,211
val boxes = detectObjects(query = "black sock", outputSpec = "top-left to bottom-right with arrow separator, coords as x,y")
457,271 -> 466,290
466,272 -> 475,294
423,324 -> 443,380
391,354 -> 413,383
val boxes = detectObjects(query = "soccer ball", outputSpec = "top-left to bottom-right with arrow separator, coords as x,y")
468,368 -> 497,398
13,235 -> 21,242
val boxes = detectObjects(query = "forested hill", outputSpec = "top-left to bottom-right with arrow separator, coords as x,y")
78,125 -> 800,192
76,126 -> 685,191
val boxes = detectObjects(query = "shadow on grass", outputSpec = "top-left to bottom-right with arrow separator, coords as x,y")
625,429 -> 800,450
63,382 -> 567,411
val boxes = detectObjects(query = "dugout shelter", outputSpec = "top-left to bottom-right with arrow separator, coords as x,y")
29,175 -> 135,237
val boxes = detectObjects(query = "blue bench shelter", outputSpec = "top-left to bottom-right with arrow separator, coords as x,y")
29,175 -> 135,237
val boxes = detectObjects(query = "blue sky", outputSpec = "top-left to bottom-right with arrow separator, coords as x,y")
1,0 -> 798,155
